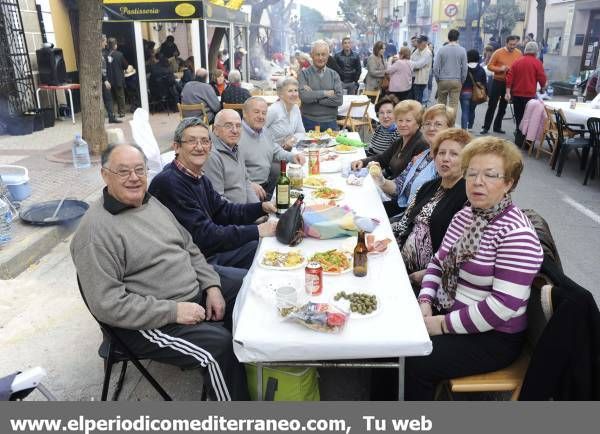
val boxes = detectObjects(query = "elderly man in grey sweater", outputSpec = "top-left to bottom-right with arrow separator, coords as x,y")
433,29 -> 468,114
181,68 -> 221,122
239,97 -> 305,200
203,109 -> 259,204
298,39 -> 343,131
71,143 -> 248,401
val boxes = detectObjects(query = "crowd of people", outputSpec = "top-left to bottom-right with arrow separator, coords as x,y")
79,31 -> 555,401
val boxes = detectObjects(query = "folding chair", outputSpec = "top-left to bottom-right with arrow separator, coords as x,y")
584,117 -> 600,185
553,109 -> 591,177
361,89 -> 381,105
336,100 -> 373,135
76,277 -> 172,401
222,103 -> 244,118
177,102 -> 209,124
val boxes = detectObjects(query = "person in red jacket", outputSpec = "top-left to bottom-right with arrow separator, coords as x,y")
506,41 -> 547,145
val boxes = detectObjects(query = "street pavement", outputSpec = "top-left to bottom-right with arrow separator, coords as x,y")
0,95 -> 599,400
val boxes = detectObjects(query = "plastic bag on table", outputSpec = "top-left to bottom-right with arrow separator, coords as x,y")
282,302 -> 349,333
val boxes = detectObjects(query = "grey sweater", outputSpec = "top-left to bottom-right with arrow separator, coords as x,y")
204,132 -> 259,204
239,122 -> 294,184
433,43 -> 468,83
298,65 -> 343,122
70,195 -> 220,330
181,81 -> 221,122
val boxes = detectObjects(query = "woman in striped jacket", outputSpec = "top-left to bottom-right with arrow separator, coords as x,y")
405,137 -> 544,400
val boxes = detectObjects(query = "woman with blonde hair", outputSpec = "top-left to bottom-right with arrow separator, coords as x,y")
405,136 -> 543,400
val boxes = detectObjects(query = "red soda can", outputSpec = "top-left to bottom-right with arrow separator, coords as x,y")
305,261 -> 323,296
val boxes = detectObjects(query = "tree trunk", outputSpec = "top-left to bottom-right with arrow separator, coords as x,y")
536,0 -> 546,46
77,0 -> 106,155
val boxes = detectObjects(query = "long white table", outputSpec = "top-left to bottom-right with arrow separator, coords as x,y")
338,95 -> 378,121
232,135 -> 432,399
545,101 -> 600,126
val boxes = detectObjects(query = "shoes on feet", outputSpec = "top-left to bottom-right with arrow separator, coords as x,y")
479,128 -> 489,135
108,118 -> 122,124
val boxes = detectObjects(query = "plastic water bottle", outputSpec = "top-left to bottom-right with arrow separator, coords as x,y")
72,134 -> 91,169
0,198 -> 12,247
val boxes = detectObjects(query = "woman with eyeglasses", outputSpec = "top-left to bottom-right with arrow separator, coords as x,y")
404,136 -> 543,400
369,104 -> 455,214
391,128 -> 470,292
365,95 -> 400,156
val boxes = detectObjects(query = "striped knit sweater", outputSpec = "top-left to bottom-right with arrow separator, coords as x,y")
419,204 -> 543,334
367,125 -> 401,156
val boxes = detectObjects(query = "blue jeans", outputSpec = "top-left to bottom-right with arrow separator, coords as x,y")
412,84 -> 426,104
302,116 -> 338,132
459,91 -> 476,129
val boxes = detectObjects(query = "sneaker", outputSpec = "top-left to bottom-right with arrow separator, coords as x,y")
108,118 -> 122,124
479,128 -> 489,135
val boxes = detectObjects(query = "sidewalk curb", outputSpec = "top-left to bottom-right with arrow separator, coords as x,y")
0,189 -> 102,280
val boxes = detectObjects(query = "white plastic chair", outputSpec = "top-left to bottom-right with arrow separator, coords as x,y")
129,108 -> 164,181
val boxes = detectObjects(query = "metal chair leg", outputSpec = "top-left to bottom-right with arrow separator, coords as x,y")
127,358 -> 172,400
111,361 -> 128,401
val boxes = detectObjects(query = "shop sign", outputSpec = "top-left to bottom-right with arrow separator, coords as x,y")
103,1 -> 203,21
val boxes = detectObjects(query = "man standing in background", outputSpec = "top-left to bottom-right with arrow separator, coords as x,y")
335,37 -> 362,95
410,35 -> 432,105
433,29 -> 467,114
480,35 -> 522,135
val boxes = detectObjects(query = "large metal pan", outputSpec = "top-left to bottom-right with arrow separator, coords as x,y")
20,200 -> 89,226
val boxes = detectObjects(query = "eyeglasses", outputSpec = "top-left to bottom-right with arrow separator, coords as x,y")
423,122 -> 447,130
464,169 -> 506,182
216,122 -> 242,131
103,166 -> 147,179
181,137 -> 212,147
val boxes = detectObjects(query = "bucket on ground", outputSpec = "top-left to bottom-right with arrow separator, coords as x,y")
0,165 -> 31,201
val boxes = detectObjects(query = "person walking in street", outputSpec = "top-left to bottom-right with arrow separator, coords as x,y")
298,40 -> 343,131
410,35 -> 432,104
107,37 -> 129,118
335,37 -> 362,95
480,35 -> 522,135
505,41 -> 547,146
433,29 -> 467,114
460,49 -> 487,131
101,35 -> 120,124
387,47 -> 413,101
365,41 -> 386,91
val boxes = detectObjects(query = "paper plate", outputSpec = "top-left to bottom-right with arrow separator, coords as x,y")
335,147 -> 359,154
311,189 -> 345,201
258,251 -> 308,271
308,250 -> 353,275
331,292 -> 381,319
302,177 -> 328,189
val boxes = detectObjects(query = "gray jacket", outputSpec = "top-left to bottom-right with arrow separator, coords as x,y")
298,65 -> 343,122
181,81 -> 221,122
204,132 -> 259,204
365,54 -> 386,91
433,43 -> 468,83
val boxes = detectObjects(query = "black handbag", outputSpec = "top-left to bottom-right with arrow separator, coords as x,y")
275,195 -> 304,246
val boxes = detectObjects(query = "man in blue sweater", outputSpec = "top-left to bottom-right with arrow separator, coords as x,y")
149,118 -> 277,281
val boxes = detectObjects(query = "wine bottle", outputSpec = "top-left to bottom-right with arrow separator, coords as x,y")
276,160 -> 290,214
353,230 -> 368,277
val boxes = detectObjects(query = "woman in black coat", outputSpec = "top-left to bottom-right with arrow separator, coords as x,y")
459,49 -> 487,130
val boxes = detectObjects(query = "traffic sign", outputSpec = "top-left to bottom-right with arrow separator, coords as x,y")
444,3 -> 458,18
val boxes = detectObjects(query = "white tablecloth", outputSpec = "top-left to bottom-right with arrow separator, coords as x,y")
545,101 -> 600,126
232,136 -> 432,363
338,95 -> 378,122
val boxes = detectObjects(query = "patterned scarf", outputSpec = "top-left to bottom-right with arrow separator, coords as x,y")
436,194 -> 513,310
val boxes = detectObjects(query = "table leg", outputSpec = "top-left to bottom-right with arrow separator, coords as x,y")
256,363 -> 263,401
397,357 -> 405,401
67,89 -> 75,124
36,88 -> 41,109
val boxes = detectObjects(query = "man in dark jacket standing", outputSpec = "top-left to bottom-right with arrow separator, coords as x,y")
101,35 -> 119,124
107,37 -> 128,117
335,37 -> 362,95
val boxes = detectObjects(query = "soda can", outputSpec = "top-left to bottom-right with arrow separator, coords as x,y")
305,261 -> 323,296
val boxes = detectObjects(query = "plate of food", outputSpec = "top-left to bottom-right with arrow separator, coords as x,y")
312,187 -> 345,201
366,234 -> 393,256
303,176 -> 328,189
335,144 -> 358,154
259,250 -> 307,270
308,249 -> 353,274
332,291 -> 380,319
